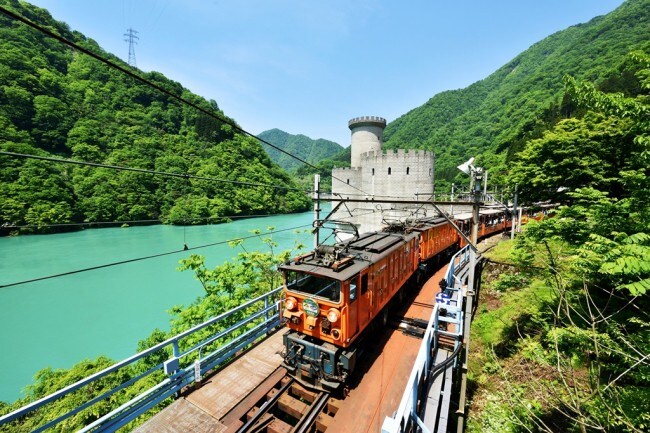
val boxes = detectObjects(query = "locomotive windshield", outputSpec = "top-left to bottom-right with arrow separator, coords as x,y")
285,271 -> 341,303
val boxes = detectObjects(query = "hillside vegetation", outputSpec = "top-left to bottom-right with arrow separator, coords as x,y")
467,48 -> 649,432
258,128 -> 344,173
384,0 -> 649,189
0,0 -> 310,234
0,0 -> 647,431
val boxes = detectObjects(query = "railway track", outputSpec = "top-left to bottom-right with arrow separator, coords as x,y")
228,368 -> 340,433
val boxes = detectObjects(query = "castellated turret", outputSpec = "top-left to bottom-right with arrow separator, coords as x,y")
349,116 -> 386,168
331,116 -> 435,234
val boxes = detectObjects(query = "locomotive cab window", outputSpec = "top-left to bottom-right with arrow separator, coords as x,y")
349,281 -> 357,301
285,271 -> 341,303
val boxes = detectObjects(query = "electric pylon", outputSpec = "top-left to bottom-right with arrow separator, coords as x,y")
124,27 -> 139,67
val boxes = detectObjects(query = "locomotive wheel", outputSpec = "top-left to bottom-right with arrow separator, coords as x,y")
382,308 -> 389,327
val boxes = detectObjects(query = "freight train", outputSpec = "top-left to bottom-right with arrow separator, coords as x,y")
279,208 -> 514,391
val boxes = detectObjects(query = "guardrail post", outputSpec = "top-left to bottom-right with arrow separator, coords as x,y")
411,372 -> 419,420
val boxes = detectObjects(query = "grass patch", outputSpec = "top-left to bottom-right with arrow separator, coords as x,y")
483,238 -> 516,263
473,279 -> 554,347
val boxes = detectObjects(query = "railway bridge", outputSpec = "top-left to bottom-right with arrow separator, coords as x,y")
0,234 -> 496,433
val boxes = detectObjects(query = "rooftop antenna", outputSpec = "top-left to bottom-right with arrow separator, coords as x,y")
124,27 -> 138,67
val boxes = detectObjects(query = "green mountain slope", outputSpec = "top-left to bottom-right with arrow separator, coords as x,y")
258,128 -> 344,172
384,0 -> 650,184
0,0 -> 309,232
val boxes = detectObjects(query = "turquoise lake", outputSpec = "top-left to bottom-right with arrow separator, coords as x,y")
0,210 -> 318,403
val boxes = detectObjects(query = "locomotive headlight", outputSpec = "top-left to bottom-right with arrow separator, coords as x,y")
327,308 -> 341,323
285,297 -> 298,311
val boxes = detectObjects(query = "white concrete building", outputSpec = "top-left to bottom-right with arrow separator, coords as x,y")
331,116 -> 435,235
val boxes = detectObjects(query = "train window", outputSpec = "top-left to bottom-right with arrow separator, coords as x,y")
285,271 -> 341,303
350,281 -> 357,301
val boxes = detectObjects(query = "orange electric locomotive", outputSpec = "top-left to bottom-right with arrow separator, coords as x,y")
278,207 -> 531,390
279,216 -> 459,391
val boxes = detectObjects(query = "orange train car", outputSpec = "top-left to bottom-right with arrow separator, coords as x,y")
278,207 -> 535,390
279,218 -> 460,390
455,208 -> 512,247
280,231 -> 421,390
411,216 -> 459,264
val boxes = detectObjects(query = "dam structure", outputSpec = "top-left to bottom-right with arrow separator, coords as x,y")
331,116 -> 435,234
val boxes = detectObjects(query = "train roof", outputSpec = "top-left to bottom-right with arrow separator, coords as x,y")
279,231 -> 418,281
409,216 -> 448,232
453,208 -> 507,221
452,212 -> 473,221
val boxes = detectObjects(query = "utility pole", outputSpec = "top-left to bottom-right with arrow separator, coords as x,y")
468,168 -> 482,295
313,174 -> 321,249
124,27 -> 139,68
450,183 -> 455,216
511,185 -> 518,240
483,170 -> 488,200
456,163 -> 482,433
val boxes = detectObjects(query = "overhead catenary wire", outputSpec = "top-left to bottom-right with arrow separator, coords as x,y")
0,5 -> 371,197
0,151 -> 310,193
0,224 -> 313,289
0,213 -> 293,230
1,203 -> 426,231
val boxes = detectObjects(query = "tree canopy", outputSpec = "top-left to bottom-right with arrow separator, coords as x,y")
0,0 -> 310,234
468,51 -> 649,433
382,0 -> 649,193
257,128 -> 344,173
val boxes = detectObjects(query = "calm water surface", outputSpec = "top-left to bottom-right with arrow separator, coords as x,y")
0,211 -> 316,402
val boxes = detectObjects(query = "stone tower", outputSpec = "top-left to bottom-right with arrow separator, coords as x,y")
349,116 -> 386,168
331,116 -> 435,235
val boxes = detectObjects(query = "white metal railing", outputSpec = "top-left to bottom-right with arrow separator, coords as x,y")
381,245 -> 471,433
0,286 -> 284,432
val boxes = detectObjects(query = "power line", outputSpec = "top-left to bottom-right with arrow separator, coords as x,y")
0,213 -> 293,230
0,224 -> 312,289
0,6 -> 370,197
0,151 -> 310,193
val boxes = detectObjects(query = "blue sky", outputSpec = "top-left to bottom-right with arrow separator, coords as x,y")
27,0 -> 625,147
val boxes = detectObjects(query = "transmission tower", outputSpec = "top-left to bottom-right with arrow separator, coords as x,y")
123,27 -> 139,67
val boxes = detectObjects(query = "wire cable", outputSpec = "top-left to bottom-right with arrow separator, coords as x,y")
0,212 -> 296,230
0,151 -> 310,193
0,6 -> 371,197
0,224 -> 312,289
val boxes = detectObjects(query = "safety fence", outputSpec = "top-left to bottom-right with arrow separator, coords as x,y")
0,287 -> 284,432
381,245 -> 472,433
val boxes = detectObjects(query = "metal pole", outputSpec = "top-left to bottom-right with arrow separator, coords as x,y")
450,183 -> 454,216
483,170 -> 488,199
457,168 -> 481,432
432,152 -> 436,201
511,184 -> 518,240
467,170 -> 481,295
313,174 -> 320,249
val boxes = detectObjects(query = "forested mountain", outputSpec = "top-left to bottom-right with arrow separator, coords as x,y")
0,0 -> 310,233
384,0 -> 649,187
467,49 -> 649,431
258,128 -> 344,172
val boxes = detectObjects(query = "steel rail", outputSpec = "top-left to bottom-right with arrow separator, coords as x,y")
295,391 -> 331,433
235,376 -> 295,433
